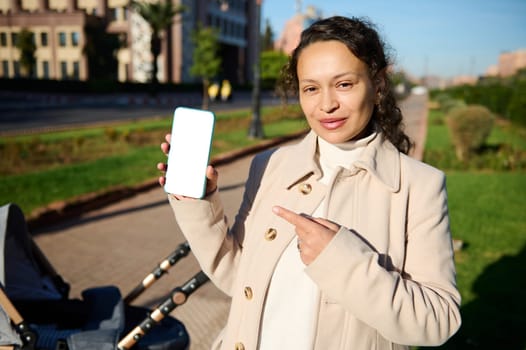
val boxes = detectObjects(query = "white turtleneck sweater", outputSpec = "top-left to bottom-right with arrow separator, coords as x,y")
258,133 -> 376,349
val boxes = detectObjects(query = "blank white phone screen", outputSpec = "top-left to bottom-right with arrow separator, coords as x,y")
164,107 -> 215,198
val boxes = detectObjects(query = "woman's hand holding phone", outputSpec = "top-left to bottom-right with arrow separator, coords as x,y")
157,133 -> 218,199
157,107 -> 216,199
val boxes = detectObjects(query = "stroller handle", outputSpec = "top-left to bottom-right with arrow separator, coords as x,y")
124,241 -> 191,304
117,271 -> 209,350
0,286 -> 38,349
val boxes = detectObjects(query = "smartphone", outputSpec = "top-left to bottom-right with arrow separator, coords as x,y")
164,106 -> 215,198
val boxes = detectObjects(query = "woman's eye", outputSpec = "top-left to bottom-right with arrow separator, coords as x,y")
338,82 -> 354,89
303,86 -> 317,93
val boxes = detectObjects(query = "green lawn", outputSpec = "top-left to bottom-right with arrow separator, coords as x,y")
447,171 -> 525,299
421,110 -> 526,349
423,172 -> 526,349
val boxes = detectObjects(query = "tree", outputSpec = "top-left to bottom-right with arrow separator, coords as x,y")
260,50 -> 288,89
131,0 -> 185,87
84,19 -> 120,81
261,19 -> 275,51
16,28 -> 36,78
190,24 -> 221,110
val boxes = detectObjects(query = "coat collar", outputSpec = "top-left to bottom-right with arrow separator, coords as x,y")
354,132 -> 401,192
279,130 -> 401,192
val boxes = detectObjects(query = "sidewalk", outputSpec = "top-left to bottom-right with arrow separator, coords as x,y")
31,92 -> 428,350
33,152 -> 256,350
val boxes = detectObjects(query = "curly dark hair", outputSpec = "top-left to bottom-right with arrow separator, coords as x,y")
277,16 -> 413,154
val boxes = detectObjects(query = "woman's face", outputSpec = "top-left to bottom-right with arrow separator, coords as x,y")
297,40 -> 378,144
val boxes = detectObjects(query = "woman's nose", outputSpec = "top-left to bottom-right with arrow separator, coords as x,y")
320,91 -> 339,113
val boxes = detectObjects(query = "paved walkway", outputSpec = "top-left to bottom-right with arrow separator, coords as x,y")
31,92 -> 428,350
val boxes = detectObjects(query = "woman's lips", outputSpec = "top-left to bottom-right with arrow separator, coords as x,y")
320,118 -> 347,130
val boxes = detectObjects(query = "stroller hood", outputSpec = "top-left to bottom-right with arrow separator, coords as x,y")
0,203 -> 66,300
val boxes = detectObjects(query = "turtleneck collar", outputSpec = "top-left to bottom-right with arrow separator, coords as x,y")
317,132 -> 378,172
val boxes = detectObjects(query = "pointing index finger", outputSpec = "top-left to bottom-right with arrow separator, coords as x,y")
272,206 -> 315,229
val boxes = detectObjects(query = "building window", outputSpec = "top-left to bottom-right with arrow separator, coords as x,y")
0,33 -> 7,46
71,32 -> 79,46
41,32 -> 48,46
58,32 -> 67,47
1,60 -> 8,77
110,7 -> 118,21
72,61 -> 79,80
60,61 -> 68,79
13,61 -> 20,77
42,61 -> 49,79
123,7 -> 128,20
11,33 -> 18,46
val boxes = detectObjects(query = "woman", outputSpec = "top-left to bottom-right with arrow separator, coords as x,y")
158,16 -> 461,350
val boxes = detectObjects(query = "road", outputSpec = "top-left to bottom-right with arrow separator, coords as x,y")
29,92 -> 428,350
0,91 -> 281,135
400,91 -> 428,160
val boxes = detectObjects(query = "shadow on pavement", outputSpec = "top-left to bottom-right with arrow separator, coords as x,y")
32,199 -> 168,235
32,181 -> 247,235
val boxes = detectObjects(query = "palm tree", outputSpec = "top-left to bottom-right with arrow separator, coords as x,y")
130,0 -> 185,86
16,28 -> 36,78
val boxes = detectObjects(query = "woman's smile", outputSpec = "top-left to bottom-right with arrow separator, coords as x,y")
319,117 -> 348,130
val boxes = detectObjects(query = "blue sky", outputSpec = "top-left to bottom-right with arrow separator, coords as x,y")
261,0 -> 526,79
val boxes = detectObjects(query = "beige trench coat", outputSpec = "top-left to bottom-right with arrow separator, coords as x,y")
169,131 -> 461,350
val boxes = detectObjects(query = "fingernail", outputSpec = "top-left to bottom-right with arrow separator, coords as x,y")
272,206 -> 280,214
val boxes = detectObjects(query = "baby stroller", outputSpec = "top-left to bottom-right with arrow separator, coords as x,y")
0,203 -> 208,350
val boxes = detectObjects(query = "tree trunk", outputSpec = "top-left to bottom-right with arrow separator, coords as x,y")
202,79 -> 210,110
150,34 -> 161,94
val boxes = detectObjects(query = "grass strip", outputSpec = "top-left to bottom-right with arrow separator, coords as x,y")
0,114 -> 307,216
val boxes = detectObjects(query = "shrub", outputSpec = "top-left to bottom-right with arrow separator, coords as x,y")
432,93 -> 466,114
446,105 -> 495,161
442,98 -> 467,114
104,127 -> 119,141
506,81 -> 526,126
433,93 -> 452,107
445,83 -> 513,117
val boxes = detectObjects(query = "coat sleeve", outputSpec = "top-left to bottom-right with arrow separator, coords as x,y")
168,151 -> 271,295
306,167 -> 461,346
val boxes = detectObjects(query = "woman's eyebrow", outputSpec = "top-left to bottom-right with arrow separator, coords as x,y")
299,71 -> 362,83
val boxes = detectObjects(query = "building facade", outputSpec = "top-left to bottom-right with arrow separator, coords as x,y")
0,0 -> 255,84
485,49 -> 526,78
497,49 -> 526,77
274,5 -> 321,55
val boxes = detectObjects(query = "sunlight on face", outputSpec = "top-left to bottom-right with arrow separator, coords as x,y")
297,40 -> 377,144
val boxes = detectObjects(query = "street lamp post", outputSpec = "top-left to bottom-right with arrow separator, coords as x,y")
247,0 -> 264,138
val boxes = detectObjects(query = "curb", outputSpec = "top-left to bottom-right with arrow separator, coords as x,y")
27,130 -> 308,231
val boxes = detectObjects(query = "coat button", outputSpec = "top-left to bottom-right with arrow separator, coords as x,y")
264,228 -> 277,241
299,183 -> 312,194
235,342 -> 245,350
244,286 -> 253,300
